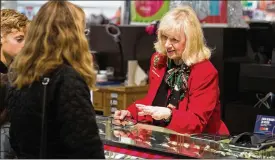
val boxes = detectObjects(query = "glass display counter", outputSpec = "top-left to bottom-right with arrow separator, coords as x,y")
96,116 -> 275,159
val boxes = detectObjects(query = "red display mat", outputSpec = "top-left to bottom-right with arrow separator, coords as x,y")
104,145 -> 174,159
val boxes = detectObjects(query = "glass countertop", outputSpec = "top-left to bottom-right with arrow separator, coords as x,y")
96,116 -> 232,159
96,115 -> 275,159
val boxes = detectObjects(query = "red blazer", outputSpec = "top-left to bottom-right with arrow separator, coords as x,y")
127,53 -> 230,135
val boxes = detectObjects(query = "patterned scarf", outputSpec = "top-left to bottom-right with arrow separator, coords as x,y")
164,59 -> 191,107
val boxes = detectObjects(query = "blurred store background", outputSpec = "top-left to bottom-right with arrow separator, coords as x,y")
1,0 -> 275,135
1,1 -> 274,26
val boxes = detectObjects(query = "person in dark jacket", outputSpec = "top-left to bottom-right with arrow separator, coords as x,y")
0,9 -> 29,159
7,1 -> 105,159
1,8 -> 29,126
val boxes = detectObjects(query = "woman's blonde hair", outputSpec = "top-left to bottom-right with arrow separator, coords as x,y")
154,5 -> 211,66
10,1 -> 96,90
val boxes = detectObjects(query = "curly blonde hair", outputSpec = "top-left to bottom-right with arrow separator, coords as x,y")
1,9 -> 29,35
10,1 -> 96,90
154,6 -> 211,66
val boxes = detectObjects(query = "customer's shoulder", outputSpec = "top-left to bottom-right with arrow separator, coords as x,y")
55,65 -> 82,79
49,65 -> 89,93
50,65 -> 85,86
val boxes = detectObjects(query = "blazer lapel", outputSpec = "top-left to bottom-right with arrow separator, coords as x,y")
147,66 -> 166,104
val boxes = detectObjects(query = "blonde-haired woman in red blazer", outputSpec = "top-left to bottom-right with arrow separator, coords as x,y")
114,6 -> 229,135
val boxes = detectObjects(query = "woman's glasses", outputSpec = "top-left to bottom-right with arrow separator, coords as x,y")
84,28 -> 90,36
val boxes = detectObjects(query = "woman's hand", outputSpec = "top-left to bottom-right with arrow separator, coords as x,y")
113,110 -> 131,126
136,104 -> 172,120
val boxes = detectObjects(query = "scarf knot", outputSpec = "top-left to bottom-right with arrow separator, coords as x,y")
165,59 -> 190,101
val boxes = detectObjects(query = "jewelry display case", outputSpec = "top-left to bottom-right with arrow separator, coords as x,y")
96,116 -> 275,159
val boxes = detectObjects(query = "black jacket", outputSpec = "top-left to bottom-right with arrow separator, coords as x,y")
7,65 -> 105,159
0,61 -> 8,125
0,61 -> 8,107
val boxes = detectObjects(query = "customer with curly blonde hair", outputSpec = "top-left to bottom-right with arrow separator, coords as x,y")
1,8 -> 29,109
0,8 -> 29,159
